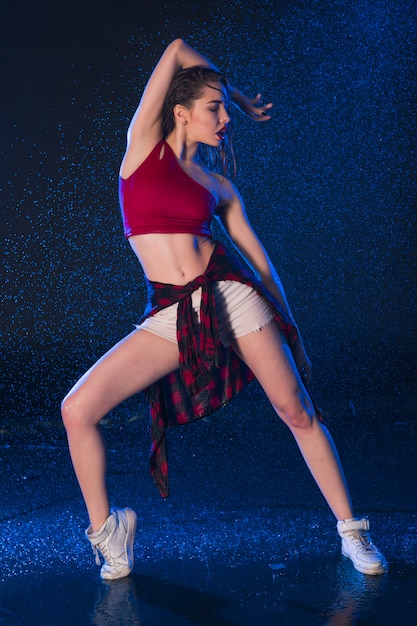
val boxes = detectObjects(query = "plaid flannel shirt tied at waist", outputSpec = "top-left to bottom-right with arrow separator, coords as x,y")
139,241 -> 299,498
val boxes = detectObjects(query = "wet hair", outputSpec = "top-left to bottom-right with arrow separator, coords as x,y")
162,66 -> 236,177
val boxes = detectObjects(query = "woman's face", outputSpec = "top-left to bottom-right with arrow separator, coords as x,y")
184,82 -> 231,147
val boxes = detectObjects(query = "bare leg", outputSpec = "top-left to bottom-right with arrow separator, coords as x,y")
232,322 -> 353,521
61,329 -> 180,531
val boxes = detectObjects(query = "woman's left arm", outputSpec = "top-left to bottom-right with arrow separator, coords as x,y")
216,182 -> 312,381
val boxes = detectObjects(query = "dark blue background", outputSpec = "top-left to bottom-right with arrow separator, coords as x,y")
1,3 -> 416,623
1,0 -> 416,424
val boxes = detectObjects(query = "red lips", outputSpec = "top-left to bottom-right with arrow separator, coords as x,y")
217,126 -> 227,140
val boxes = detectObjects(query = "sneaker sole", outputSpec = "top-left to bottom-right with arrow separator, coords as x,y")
341,549 -> 388,576
101,508 -> 137,580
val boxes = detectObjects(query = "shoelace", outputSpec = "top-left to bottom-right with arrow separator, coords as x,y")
91,544 -> 101,566
344,530 -> 376,553
91,541 -> 114,566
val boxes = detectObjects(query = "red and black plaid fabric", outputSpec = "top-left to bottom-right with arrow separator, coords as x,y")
139,241 -> 299,498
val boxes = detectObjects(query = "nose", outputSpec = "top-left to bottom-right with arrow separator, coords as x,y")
221,107 -> 231,124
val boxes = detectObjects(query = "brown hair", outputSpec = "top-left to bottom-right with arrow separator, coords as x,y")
162,66 -> 235,177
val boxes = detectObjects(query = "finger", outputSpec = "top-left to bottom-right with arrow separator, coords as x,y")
251,93 -> 262,106
259,102 -> 273,114
251,110 -> 272,122
252,102 -> 273,119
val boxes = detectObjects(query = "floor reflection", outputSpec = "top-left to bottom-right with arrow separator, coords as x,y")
323,561 -> 388,625
91,573 -> 237,626
2,552 -> 416,625
92,578 -> 141,625
88,558 -> 393,626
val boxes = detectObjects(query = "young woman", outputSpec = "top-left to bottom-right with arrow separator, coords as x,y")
61,39 -> 387,580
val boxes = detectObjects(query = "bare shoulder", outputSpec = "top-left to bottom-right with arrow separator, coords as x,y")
212,173 -> 243,211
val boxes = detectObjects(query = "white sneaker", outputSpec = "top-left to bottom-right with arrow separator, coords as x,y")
86,508 -> 137,579
337,517 -> 388,575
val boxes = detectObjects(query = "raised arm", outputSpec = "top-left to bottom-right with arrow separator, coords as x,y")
120,39 -> 214,175
130,41 -> 215,140
120,39 -> 273,177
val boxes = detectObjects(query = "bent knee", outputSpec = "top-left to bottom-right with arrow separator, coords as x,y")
273,393 -> 315,430
61,394 -> 77,430
61,393 -> 91,432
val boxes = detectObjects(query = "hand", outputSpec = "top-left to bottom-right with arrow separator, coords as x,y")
231,89 -> 273,121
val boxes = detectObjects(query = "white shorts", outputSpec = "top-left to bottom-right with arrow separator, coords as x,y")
138,280 -> 274,347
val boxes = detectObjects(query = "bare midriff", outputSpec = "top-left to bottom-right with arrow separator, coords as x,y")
128,233 -> 216,285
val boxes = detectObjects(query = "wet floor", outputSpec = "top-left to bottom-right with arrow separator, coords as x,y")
1,390 -> 416,625
2,555 -> 416,625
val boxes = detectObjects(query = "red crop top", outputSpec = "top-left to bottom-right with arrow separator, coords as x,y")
119,140 -> 216,238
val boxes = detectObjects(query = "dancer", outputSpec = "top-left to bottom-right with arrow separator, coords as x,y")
62,39 -> 387,579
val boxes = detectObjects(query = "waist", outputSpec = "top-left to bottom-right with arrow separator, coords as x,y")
128,233 -> 215,285
124,222 -> 212,238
